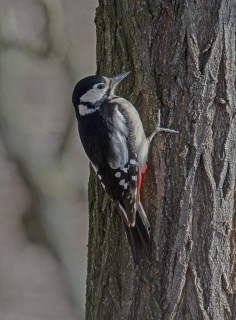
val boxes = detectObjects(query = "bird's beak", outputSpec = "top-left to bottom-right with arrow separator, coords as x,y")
110,71 -> 131,89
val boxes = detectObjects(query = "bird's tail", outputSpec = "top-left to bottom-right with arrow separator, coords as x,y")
124,202 -> 151,264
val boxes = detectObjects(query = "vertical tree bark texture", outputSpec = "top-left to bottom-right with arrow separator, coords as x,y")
86,1 -> 236,319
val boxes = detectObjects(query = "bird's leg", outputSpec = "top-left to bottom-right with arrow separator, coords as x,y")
148,109 -> 178,144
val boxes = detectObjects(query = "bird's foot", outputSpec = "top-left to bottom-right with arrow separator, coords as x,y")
148,109 -> 178,143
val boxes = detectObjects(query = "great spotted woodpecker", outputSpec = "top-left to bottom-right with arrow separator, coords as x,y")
72,71 -> 177,263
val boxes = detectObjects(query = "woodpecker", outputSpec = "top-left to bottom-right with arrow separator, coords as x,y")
72,71 -> 177,263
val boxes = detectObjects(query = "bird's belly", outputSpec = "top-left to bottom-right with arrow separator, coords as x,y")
137,139 -> 149,168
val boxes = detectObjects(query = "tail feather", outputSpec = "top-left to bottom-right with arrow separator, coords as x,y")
124,224 -> 142,264
124,202 -> 151,263
135,210 -> 151,260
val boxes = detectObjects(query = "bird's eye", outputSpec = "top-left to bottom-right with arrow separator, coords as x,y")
97,84 -> 106,89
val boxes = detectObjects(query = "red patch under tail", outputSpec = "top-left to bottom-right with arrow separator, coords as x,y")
137,163 -> 147,204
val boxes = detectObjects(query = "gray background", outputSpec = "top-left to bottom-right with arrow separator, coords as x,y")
0,0 -> 97,319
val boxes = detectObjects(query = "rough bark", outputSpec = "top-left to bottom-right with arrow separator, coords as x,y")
86,1 -> 236,319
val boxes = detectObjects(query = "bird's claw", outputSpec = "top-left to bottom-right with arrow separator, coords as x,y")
148,109 -> 178,143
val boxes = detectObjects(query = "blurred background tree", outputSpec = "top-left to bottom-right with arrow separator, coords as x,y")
0,1 -> 97,319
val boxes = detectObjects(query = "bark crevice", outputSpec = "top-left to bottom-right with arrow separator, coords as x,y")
86,1 -> 236,319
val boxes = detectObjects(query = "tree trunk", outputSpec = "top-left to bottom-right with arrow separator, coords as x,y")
86,1 -> 236,319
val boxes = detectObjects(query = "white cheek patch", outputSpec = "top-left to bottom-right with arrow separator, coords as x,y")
80,88 -> 107,103
78,104 -> 97,116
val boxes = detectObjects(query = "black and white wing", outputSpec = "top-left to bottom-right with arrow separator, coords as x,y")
97,101 -> 151,262
97,102 -> 140,227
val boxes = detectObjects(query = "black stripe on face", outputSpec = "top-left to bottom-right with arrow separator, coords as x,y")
82,102 -> 97,109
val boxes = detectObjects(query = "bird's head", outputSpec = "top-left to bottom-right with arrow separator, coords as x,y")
72,71 -> 130,116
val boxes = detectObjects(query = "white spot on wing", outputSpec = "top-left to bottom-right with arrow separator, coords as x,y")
119,179 -> 125,186
130,159 -> 137,165
115,172 -> 121,178
132,176 -> 137,181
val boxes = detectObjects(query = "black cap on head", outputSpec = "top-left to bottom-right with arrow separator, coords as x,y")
72,75 -> 105,107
